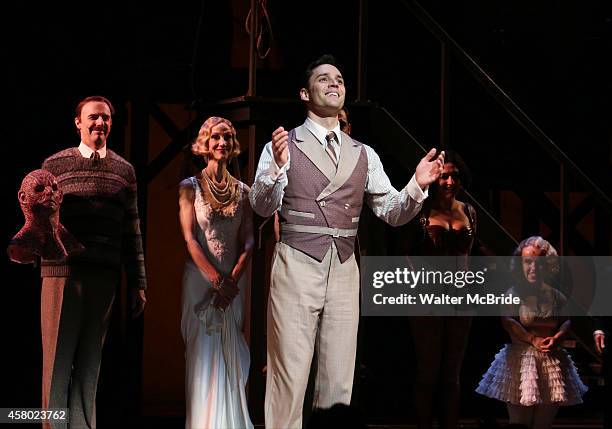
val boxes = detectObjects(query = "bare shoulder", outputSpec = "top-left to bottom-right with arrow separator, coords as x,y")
459,200 -> 477,221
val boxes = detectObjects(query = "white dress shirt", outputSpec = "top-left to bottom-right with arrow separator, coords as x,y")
249,118 -> 428,226
78,142 -> 107,159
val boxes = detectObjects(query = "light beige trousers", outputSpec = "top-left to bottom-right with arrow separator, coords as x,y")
265,242 -> 359,429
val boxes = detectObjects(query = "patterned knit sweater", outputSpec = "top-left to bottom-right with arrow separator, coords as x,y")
41,147 -> 147,290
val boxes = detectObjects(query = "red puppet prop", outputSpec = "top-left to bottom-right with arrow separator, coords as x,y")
8,169 -> 84,263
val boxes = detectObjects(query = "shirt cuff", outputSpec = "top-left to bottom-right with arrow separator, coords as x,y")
405,174 -> 428,203
267,157 -> 289,181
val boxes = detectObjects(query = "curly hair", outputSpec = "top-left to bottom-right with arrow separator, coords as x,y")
192,116 -> 241,160
425,150 -> 472,205
509,235 -> 560,284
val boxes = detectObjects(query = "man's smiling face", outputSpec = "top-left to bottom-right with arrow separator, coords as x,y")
75,101 -> 112,150
301,63 -> 345,116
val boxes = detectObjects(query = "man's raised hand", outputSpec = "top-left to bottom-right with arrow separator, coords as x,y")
272,126 -> 289,168
415,148 -> 445,189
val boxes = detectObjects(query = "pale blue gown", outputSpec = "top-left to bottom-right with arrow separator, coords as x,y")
181,177 -> 253,429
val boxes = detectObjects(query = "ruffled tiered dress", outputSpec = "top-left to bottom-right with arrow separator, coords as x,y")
476,289 -> 588,406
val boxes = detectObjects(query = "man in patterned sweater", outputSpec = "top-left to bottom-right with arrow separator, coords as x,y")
41,96 -> 147,429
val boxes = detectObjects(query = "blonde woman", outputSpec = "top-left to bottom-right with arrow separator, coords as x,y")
179,117 -> 254,428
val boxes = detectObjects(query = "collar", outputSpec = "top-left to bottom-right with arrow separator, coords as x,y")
78,142 -> 107,159
304,117 -> 342,147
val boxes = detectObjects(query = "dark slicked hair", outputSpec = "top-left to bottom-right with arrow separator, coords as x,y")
74,96 -> 115,119
303,54 -> 343,89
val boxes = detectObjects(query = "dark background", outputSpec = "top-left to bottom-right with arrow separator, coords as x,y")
5,0 -> 611,237
4,0 -> 611,426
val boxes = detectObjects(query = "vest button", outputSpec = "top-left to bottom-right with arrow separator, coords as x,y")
319,201 -> 326,207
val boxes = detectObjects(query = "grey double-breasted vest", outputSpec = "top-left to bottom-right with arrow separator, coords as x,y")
279,125 -> 368,262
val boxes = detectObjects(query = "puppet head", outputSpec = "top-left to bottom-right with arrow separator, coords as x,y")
8,170 -> 83,264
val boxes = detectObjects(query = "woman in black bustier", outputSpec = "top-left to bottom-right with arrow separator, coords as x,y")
403,150 -> 476,429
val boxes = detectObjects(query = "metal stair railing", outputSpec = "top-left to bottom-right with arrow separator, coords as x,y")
397,0 -> 612,255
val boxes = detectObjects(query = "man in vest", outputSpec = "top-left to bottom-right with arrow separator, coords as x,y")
250,54 -> 444,428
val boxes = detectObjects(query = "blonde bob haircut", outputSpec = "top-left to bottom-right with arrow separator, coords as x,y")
192,116 -> 241,159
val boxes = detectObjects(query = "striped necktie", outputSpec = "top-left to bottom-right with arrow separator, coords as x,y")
325,131 -> 338,166
90,151 -> 101,164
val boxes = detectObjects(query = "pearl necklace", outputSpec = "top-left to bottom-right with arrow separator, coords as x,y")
199,168 -> 239,214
